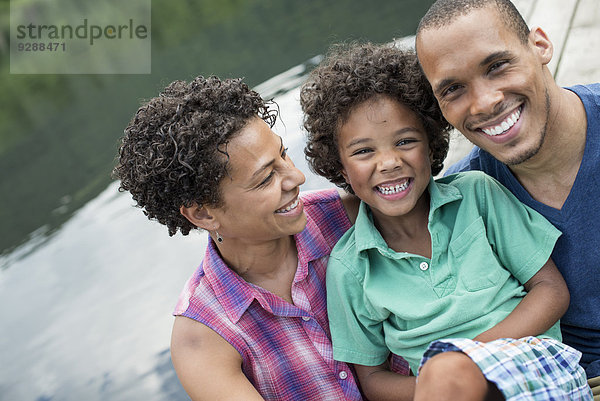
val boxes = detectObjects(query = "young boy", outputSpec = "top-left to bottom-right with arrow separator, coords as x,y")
301,42 -> 593,401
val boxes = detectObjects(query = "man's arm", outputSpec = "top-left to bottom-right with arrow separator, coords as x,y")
474,258 -> 569,342
171,316 -> 264,401
355,362 -> 416,401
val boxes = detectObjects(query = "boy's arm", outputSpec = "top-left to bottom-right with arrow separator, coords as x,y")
474,258 -> 569,342
171,316 -> 265,401
355,362 -> 415,401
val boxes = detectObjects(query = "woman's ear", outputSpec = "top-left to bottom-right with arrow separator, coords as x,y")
180,204 -> 219,231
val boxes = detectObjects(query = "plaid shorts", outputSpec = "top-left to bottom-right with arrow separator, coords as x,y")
420,336 -> 593,400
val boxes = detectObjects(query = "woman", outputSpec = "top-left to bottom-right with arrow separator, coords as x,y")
113,76 -> 409,400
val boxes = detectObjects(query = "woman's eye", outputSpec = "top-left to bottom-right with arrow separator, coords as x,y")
257,172 -> 274,188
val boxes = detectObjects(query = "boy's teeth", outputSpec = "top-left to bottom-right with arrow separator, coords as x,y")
482,107 -> 521,136
276,198 -> 299,213
377,181 -> 409,195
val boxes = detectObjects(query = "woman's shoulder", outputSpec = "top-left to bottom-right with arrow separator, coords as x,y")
300,187 -> 340,206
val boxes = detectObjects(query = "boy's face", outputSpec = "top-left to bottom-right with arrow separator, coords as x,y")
416,6 -> 553,166
338,95 -> 432,219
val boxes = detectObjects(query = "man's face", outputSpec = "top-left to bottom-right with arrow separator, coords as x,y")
416,6 -> 552,166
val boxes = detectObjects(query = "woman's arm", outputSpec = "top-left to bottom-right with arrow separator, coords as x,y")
171,316 -> 264,401
474,258 -> 569,342
355,362 -> 416,401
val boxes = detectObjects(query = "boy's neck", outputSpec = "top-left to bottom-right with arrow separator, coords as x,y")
372,192 -> 432,258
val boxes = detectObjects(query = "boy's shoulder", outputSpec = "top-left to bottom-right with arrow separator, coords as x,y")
436,170 -> 490,185
435,170 -> 497,196
330,223 -> 359,260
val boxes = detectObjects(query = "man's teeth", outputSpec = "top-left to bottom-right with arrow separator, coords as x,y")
482,107 -> 521,136
377,181 -> 409,195
276,198 -> 299,213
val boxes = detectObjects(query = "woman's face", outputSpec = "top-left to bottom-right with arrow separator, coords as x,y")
208,117 -> 307,243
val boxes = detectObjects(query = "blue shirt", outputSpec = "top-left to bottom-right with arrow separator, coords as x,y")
446,83 -> 600,377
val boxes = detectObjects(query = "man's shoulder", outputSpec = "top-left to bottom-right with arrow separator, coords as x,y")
444,146 -> 506,179
445,146 -> 485,175
567,82 -> 600,98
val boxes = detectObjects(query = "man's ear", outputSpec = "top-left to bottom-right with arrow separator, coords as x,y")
529,26 -> 553,65
180,204 -> 219,231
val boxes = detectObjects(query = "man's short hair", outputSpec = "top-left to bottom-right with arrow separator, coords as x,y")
417,0 -> 529,44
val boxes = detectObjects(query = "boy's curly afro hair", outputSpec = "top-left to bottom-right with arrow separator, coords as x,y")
300,42 -> 451,193
113,76 -> 276,236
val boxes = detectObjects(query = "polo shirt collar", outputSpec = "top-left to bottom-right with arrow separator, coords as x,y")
202,213 -> 331,324
354,177 -> 462,253
428,176 -> 463,212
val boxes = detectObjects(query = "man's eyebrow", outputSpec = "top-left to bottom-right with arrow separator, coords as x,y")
249,137 -> 283,181
434,78 -> 456,96
433,51 -> 514,95
480,50 -> 512,68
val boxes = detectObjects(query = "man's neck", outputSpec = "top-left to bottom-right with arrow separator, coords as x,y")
510,87 -> 587,210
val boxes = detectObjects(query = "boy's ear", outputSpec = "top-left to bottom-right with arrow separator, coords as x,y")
340,168 -> 349,184
528,26 -> 553,65
180,204 -> 219,231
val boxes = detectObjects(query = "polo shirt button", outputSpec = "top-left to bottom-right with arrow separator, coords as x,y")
339,371 -> 348,380
419,262 -> 429,271
302,316 -> 311,321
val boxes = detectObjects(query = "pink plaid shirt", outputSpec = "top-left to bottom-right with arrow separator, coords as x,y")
174,189 -> 409,400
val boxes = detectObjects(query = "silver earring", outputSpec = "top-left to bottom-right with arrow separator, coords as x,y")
216,231 -> 223,243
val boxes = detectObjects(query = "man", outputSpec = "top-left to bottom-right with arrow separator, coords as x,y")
415,0 -> 600,389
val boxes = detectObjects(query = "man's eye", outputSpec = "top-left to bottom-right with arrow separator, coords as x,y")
442,84 -> 461,97
489,60 -> 508,72
281,147 -> 289,159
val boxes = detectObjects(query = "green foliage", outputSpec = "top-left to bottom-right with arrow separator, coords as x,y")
0,0 -> 434,256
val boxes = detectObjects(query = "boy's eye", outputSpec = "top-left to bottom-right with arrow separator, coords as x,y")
397,139 -> 416,147
351,148 -> 372,156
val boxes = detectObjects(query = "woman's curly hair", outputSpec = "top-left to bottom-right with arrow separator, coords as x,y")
113,76 -> 277,236
300,42 -> 451,193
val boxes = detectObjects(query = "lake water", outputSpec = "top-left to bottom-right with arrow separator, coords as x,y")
0,40 -> 416,400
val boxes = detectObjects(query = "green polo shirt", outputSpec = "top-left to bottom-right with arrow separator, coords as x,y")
326,171 -> 562,374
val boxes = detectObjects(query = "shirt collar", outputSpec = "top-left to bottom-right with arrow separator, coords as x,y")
354,176 -> 462,254
201,211 -> 332,324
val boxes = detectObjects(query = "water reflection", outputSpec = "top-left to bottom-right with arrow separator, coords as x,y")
0,36 -> 463,400
0,62 -> 333,401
